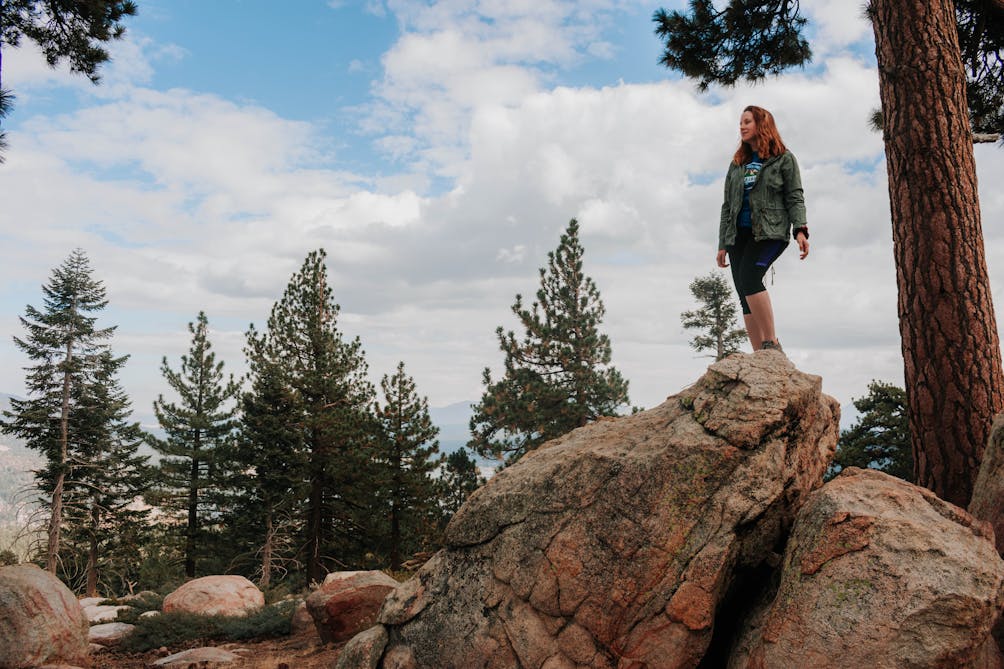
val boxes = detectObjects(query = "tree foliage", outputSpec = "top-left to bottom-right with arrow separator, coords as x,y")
373,362 -> 441,571
149,312 -> 240,578
681,272 -> 747,360
469,219 -> 630,464
653,0 -> 811,91
0,0 -> 137,160
438,448 -> 485,525
653,0 -> 1004,136
830,381 -> 912,481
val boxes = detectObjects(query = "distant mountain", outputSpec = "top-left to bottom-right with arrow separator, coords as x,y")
0,393 -> 41,527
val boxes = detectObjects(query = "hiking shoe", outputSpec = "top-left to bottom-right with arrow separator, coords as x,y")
761,340 -> 784,353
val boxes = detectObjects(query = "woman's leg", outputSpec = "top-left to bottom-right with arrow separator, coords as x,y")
738,238 -> 788,349
745,291 -> 777,345
726,230 -> 761,350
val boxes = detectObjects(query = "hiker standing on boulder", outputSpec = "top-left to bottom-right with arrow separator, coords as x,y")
716,105 -> 809,352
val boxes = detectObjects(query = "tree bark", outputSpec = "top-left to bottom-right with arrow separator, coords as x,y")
871,0 -> 1004,507
86,502 -> 98,597
260,508 -> 273,588
47,333 -> 74,573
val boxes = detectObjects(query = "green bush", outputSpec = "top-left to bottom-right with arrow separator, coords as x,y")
119,600 -> 296,652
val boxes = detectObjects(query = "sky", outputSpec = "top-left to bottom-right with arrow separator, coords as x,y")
0,0 -> 1002,432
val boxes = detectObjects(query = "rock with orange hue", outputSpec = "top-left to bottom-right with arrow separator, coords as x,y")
971,413 -> 1004,556
341,352 -> 839,668
0,564 -> 89,669
730,468 -> 1004,669
306,571 -> 399,644
162,575 -> 263,617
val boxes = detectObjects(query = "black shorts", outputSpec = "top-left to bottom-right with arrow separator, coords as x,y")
726,227 -> 788,314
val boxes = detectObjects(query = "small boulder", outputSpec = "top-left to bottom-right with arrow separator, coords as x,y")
139,610 -> 160,619
152,646 -> 242,666
87,622 -> 135,647
77,597 -> 104,608
0,564 -> 89,669
730,468 -> 1004,668
162,575 -> 263,617
81,603 -> 131,623
335,625 -> 389,669
306,570 -> 399,644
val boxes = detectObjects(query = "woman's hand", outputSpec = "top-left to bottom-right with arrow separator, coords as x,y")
716,249 -> 728,268
796,232 -> 809,260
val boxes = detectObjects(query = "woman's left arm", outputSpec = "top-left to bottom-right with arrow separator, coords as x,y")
783,152 -> 810,259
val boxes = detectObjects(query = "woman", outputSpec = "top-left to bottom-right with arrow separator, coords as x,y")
716,105 -> 809,352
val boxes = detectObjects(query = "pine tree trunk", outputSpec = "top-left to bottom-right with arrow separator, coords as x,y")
47,336 -> 74,573
260,508 -> 273,588
871,0 -> 1004,507
390,452 -> 402,572
186,454 -> 198,578
307,450 -> 323,584
86,502 -> 99,597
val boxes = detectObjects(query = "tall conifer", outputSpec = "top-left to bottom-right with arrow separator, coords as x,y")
374,362 -> 440,571
248,249 -> 375,583
1,250 -> 150,591
150,312 -> 240,577
470,219 -> 630,464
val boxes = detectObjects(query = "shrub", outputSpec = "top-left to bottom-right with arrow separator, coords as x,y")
119,600 -> 296,652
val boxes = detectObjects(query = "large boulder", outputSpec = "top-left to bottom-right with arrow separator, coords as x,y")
306,570 -> 399,644
0,564 -> 89,669
162,575 -> 263,617
343,352 -> 838,668
730,467 -> 1004,669
971,413 -> 1004,556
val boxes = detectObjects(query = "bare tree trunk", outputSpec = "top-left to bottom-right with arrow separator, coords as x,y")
86,502 -> 98,597
260,508 -> 274,588
871,0 -> 1004,507
185,454 -> 199,578
47,335 -> 74,572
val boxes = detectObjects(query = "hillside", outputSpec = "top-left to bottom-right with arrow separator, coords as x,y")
0,394 -> 40,528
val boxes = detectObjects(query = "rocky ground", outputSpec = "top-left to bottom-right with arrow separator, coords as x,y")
94,633 -> 343,668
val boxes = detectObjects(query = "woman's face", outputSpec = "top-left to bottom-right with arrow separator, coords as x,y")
739,111 -> 758,144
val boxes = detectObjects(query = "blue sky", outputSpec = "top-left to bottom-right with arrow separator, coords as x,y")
0,0 -> 1001,431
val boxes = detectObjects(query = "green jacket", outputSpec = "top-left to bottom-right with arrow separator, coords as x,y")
718,150 -> 807,249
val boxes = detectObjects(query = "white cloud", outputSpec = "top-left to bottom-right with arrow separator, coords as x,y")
1,0 -> 1002,436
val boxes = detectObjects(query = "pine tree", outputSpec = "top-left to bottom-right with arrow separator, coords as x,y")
1,249 -> 115,573
438,448 -> 486,525
247,249 -> 376,583
373,362 -> 441,571
681,272 -> 747,360
0,251 -> 151,592
60,350 -> 151,595
232,337 -> 306,587
654,0 -> 1004,507
830,381 -> 912,482
149,312 -> 240,578
470,219 -> 630,464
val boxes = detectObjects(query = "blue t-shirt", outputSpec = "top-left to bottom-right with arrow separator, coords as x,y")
737,152 -> 762,229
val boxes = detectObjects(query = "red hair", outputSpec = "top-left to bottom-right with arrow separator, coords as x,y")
733,105 -> 787,165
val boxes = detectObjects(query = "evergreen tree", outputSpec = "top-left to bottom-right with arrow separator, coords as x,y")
654,0 -> 1004,508
231,339 -> 306,587
0,251 -> 151,592
680,272 -> 747,360
60,350 -> 151,595
470,219 -> 630,464
438,448 -> 486,524
0,0 -> 137,160
149,312 -> 240,578
246,249 -> 376,583
373,362 -> 440,571
830,381 -> 912,482
1,249 -> 115,573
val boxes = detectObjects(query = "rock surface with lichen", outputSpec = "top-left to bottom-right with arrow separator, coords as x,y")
338,351 -> 839,668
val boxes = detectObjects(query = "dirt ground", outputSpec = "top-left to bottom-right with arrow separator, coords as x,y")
92,632 -> 343,669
